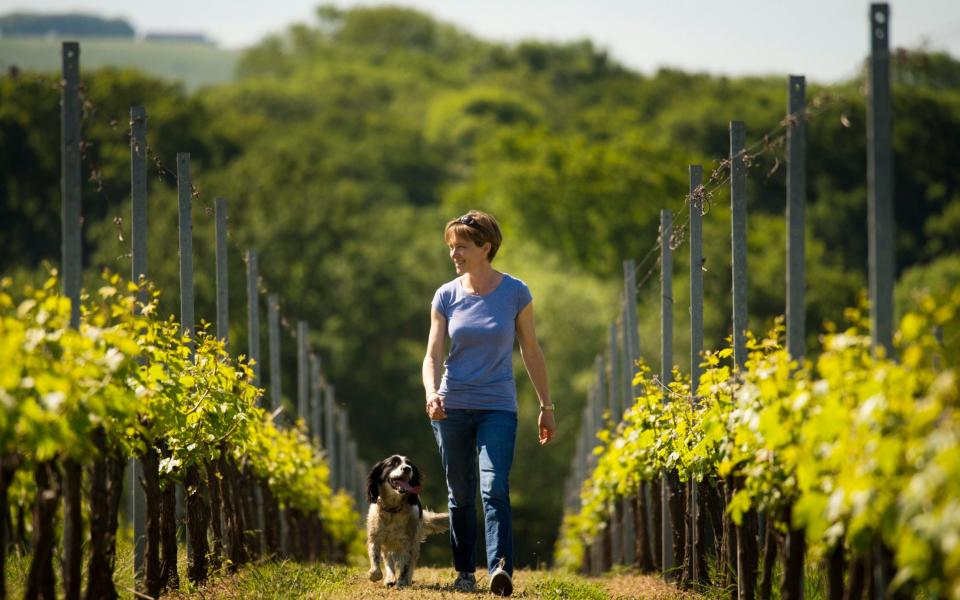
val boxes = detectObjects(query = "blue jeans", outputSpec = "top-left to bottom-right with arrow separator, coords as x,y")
431,409 -> 517,576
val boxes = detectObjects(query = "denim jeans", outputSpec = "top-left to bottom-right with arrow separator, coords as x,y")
431,408 -> 517,575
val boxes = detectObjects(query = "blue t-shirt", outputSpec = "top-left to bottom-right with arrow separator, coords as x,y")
431,273 -> 533,412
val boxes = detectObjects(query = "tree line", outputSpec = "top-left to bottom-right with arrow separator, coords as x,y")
0,13 -> 135,38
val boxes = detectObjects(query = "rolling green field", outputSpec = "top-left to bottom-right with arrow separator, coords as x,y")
0,37 -> 239,90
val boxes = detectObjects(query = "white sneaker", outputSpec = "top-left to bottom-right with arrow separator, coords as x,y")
489,568 -> 513,597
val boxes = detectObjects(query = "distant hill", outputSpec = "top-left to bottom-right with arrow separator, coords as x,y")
143,32 -> 215,46
0,37 -> 237,91
0,12 -> 134,38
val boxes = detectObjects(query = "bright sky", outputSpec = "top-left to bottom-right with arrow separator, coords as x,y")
4,0 -> 960,82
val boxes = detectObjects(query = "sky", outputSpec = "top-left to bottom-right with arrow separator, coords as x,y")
4,0 -> 960,82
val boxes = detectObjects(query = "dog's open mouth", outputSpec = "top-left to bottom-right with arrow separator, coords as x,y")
389,478 -> 423,495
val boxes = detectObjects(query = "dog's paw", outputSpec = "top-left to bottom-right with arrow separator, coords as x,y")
368,567 -> 383,582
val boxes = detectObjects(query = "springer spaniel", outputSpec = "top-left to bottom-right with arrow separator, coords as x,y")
366,455 -> 448,587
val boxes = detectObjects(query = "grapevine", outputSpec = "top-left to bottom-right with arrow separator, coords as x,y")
556,286 -> 959,597
0,270 -> 361,597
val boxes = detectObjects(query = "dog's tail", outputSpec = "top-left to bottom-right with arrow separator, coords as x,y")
421,509 -> 449,539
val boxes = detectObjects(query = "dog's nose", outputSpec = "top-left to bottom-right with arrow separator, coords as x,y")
402,465 -> 412,473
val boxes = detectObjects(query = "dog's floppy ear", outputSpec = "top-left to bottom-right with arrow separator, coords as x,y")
407,463 -> 424,509
410,463 -> 422,489
367,459 -> 386,504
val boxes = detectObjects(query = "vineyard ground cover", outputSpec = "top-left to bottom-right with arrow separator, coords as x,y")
2,548 -> 688,599
2,524 -> 686,598
5,536 -> 146,598
2,537 -> 851,600
159,563 -> 697,599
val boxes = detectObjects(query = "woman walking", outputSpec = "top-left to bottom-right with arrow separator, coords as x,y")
423,210 -> 556,596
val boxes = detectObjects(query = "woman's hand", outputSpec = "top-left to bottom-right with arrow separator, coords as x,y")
426,392 -> 447,420
538,408 -> 556,445
423,308 -> 447,421
517,303 -> 554,446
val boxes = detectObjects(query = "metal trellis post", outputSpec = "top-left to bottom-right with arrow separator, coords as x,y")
130,105 -> 148,589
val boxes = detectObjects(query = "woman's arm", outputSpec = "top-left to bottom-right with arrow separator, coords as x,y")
516,302 -> 556,445
423,306 -> 447,420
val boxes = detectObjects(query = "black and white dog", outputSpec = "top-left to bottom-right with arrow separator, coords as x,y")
366,455 -> 448,587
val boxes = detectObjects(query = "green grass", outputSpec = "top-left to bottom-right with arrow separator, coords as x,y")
3,546 -> 30,599
694,554 -> 829,600
167,565 -> 637,599
2,536 -> 855,600
2,552 -> 698,599
3,538 -> 136,598
0,527 -> 680,599
528,572 -> 610,599
165,561 -> 354,599
0,37 -> 239,91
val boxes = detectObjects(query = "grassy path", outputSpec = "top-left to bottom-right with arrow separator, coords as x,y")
4,539 -> 700,598
165,563 -> 699,599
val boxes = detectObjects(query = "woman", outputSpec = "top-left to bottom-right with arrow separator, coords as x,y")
423,210 -> 556,596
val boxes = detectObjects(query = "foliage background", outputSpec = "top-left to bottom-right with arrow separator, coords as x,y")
2,4 -> 959,567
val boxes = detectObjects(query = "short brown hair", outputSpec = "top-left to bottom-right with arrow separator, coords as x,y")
444,210 -> 503,262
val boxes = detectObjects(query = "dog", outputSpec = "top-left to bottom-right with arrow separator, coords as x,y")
366,454 -> 448,588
